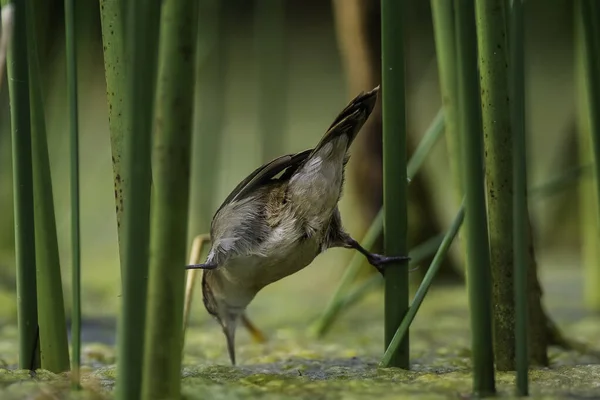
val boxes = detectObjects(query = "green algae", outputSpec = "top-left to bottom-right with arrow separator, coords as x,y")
0,262 -> 597,399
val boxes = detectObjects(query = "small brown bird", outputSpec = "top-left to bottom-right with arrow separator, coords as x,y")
186,86 -> 409,365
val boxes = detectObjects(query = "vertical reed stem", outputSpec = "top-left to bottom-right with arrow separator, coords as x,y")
7,0 -> 40,371
114,0 -> 161,398
455,0 -> 496,394
430,0 -> 462,200
99,0 -> 130,270
581,0 -> 600,238
509,0 -> 529,394
64,0 -> 81,387
381,0 -> 409,369
475,0 -> 516,372
576,0 -> 600,312
142,0 -> 198,397
27,0 -> 70,373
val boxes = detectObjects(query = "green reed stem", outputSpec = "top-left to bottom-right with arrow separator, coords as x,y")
381,200 -> 465,367
476,0 -> 516,372
575,0 -> 600,313
99,0 -> 131,272
141,0 -> 198,397
431,0 -> 462,201
27,0 -> 70,373
509,0 -> 528,394
455,0 -> 496,394
64,0 -> 81,387
381,0 -> 409,369
7,0 -> 40,371
114,0 -> 162,398
581,0 -> 600,231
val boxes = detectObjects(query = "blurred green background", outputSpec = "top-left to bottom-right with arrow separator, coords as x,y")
0,0 -> 589,344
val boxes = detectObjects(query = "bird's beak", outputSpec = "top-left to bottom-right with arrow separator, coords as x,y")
223,322 -> 237,366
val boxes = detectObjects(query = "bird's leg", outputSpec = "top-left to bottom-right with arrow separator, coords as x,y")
241,314 -> 267,344
343,237 -> 410,275
183,234 -> 212,340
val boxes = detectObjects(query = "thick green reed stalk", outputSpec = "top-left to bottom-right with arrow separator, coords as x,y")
576,0 -> 600,312
455,0 -> 496,395
27,0 -> 70,373
581,0 -> 600,227
580,0 -> 600,311
6,0 -> 40,371
114,0 -> 162,398
99,0 -> 131,269
475,0 -> 516,372
141,0 -> 198,398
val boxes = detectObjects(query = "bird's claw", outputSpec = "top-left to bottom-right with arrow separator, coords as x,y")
366,254 -> 411,275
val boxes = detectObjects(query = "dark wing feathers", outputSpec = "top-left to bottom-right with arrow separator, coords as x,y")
325,87 -> 379,132
213,87 -> 379,218
214,149 -> 312,216
311,87 -> 379,155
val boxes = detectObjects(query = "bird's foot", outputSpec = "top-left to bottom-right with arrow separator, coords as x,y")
366,253 -> 411,275
343,236 -> 410,275
185,262 -> 218,270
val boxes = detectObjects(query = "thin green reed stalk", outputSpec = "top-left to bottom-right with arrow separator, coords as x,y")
581,0 -> 600,234
455,0 -> 495,395
475,0 -> 515,372
99,0 -> 131,270
430,0 -> 462,201
27,0 -> 69,373
64,0 -> 81,387
7,0 -> 40,371
115,0 -> 162,398
315,233 -> 444,337
317,163 -> 594,333
255,0 -> 287,161
382,200 -> 465,367
530,164 -> 592,198
142,0 -> 198,398
509,0 -> 528,394
575,0 -> 600,312
381,0 -> 409,369
310,110 -> 444,338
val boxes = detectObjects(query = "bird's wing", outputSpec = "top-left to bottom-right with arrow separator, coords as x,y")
311,86 -> 379,155
208,149 -> 312,263
215,149 -> 312,216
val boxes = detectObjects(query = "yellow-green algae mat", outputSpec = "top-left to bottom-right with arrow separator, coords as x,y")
0,262 -> 599,399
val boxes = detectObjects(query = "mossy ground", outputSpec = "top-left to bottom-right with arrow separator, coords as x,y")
0,251 -> 598,399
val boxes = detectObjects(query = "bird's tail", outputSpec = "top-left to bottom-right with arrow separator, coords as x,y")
310,85 -> 380,156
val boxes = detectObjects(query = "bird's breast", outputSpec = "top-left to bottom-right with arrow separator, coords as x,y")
218,232 -> 321,293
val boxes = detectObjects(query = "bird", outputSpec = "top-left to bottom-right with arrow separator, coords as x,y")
185,86 -> 410,365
